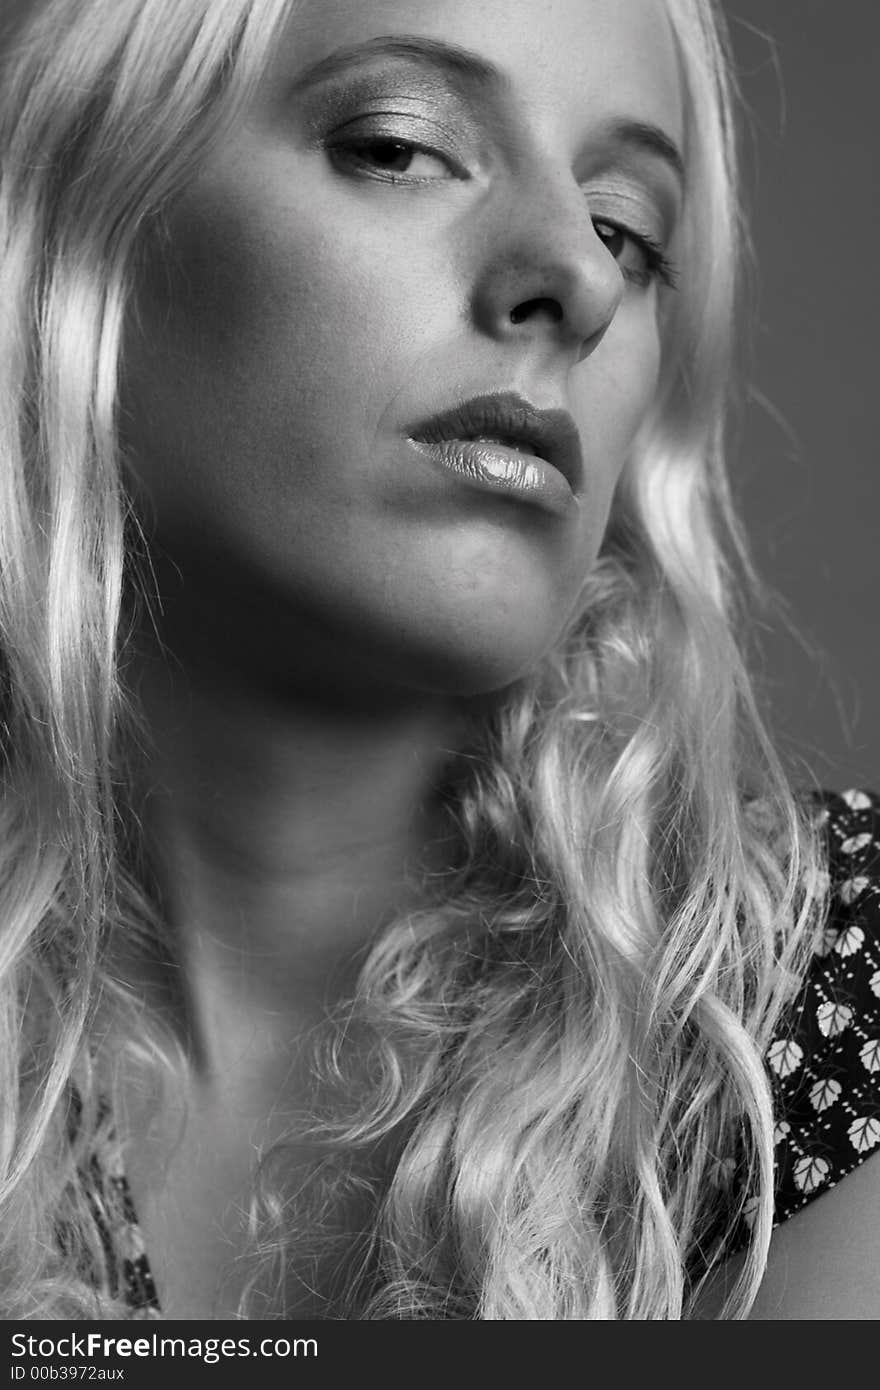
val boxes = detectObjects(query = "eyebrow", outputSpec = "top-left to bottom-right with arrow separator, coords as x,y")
290,35 -> 503,96
600,118 -> 686,191
291,35 -> 685,188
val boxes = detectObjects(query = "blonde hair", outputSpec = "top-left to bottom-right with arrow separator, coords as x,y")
0,0 -> 824,1318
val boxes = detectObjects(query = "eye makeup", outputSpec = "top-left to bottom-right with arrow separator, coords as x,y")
297,64 -> 485,173
584,178 -> 671,251
285,40 -> 683,266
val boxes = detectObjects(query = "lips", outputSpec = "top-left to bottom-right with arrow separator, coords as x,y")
407,392 -> 583,493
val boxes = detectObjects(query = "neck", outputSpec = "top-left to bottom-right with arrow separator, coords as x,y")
123,620 -> 467,1083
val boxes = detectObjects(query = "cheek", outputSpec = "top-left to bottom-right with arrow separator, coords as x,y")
161,170 -> 447,405
121,175 -> 455,528
575,302 -> 662,508
133,196 -> 367,429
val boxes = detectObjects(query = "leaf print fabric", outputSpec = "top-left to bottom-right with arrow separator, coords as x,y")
751,789 -> 880,1236
860,1038 -> 880,1073
840,877 -> 871,906
816,1000 -> 854,1036
809,1077 -> 841,1112
792,1154 -> 830,1194
767,1039 -> 804,1077
66,1093 -> 161,1318
848,1116 -> 880,1154
834,924 -> 865,957
842,790 -> 873,812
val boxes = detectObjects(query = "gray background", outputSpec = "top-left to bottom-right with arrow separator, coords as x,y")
722,1 -> 879,792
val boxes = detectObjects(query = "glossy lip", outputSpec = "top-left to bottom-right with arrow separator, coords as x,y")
406,392 -> 584,497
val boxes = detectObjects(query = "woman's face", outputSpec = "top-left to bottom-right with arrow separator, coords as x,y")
121,0 -> 684,698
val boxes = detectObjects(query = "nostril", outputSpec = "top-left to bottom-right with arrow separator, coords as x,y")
509,297 -> 564,326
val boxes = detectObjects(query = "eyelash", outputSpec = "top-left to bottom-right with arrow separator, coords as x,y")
328,132 -> 462,183
329,134 -> 679,292
592,220 -> 679,292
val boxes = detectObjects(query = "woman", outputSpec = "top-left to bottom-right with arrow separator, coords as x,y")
0,0 -> 877,1320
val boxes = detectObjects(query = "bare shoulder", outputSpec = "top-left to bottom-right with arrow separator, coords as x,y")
694,1151 -> 880,1319
749,1153 -> 880,1319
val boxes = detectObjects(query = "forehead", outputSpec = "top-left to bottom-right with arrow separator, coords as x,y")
272,0 -> 684,147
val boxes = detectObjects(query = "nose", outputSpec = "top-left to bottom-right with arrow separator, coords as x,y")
470,169 -> 624,363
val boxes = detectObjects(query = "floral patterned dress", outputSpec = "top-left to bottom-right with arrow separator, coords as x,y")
80,789 -> 880,1316
761,788 -> 880,1221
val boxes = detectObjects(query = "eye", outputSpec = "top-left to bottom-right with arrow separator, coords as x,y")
592,219 -> 678,291
331,135 -> 457,183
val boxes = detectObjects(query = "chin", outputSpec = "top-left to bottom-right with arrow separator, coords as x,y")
357,597 -> 574,699
304,545 -> 586,700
